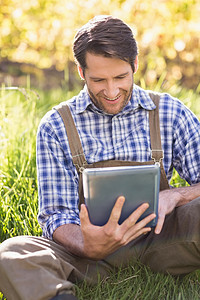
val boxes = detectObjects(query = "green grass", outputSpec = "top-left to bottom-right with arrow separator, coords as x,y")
76,264 -> 200,300
0,87 -> 76,239
0,84 -> 200,300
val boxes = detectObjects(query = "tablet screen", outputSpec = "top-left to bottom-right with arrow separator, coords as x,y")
83,165 -> 160,227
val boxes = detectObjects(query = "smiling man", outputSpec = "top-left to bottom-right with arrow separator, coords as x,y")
0,15 -> 200,300
79,53 -> 137,115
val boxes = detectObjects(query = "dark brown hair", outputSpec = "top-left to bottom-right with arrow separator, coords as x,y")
73,15 -> 138,73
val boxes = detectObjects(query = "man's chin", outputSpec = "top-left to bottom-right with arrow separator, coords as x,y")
88,90 -> 132,115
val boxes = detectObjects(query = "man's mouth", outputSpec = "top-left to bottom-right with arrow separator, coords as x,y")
104,95 -> 121,101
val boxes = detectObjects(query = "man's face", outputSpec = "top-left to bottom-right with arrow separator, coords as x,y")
79,52 -> 138,115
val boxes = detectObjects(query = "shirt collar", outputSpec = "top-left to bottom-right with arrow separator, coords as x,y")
132,85 -> 156,111
75,85 -> 91,114
75,84 -> 156,115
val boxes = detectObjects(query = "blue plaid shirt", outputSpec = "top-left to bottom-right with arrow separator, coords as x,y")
37,84 -> 200,239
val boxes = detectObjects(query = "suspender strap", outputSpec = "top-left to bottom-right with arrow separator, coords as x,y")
149,93 -> 170,190
56,104 -> 87,172
148,93 -> 164,164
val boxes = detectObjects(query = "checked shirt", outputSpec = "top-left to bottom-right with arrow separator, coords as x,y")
36,84 -> 200,238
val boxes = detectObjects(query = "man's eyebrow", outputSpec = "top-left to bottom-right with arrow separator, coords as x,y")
90,72 -> 129,80
114,72 -> 129,77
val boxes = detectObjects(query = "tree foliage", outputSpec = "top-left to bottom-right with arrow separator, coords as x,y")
0,0 -> 200,89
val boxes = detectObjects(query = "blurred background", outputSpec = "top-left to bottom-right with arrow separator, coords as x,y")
0,0 -> 200,268
0,0 -> 200,91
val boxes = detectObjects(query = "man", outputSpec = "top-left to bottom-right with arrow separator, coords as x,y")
0,15 -> 200,300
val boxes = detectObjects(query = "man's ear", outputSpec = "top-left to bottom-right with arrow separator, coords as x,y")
78,66 -> 85,80
134,55 -> 139,74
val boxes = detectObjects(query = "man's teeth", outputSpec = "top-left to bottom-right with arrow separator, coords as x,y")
105,96 -> 120,101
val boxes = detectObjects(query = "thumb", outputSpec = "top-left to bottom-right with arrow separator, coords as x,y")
80,204 -> 90,226
154,213 -> 165,234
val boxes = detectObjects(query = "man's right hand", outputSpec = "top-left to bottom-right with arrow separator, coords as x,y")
80,196 -> 156,260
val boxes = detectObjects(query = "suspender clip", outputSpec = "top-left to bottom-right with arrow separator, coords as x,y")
78,166 -> 86,173
151,149 -> 164,167
74,160 -> 88,173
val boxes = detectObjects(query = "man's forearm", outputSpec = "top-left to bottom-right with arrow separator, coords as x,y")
175,182 -> 200,206
53,223 -> 86,257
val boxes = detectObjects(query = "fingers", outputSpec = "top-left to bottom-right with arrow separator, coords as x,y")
107,196 -> 125,226
136,211 -> 156,228
154,212 -> 165,234
121,211 -> 156,244
108,199 -> 155,229
125,206 -> 156,231
121,203 -> 156,241
124,202 -> 150,226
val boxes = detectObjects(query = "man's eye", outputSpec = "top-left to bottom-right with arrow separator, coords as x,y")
116,76 -> 126,79
93,79 -> 103,82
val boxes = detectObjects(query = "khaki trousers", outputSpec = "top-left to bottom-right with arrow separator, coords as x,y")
0,197 -> 200,300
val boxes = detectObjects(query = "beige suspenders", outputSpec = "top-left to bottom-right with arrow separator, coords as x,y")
57,104 -> 88,173
55,93 -> 170,198
148,93 -> 170,190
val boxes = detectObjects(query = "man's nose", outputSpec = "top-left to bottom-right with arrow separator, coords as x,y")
104,81 -> 120,99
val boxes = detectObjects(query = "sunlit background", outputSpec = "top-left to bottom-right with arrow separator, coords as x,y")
1,0 -> 200,90
1,4 -> 200,298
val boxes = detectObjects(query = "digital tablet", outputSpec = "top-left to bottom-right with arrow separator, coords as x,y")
82,165 -> 160,227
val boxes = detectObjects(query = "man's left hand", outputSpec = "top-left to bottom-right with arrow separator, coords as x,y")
155,189 -> 181,234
